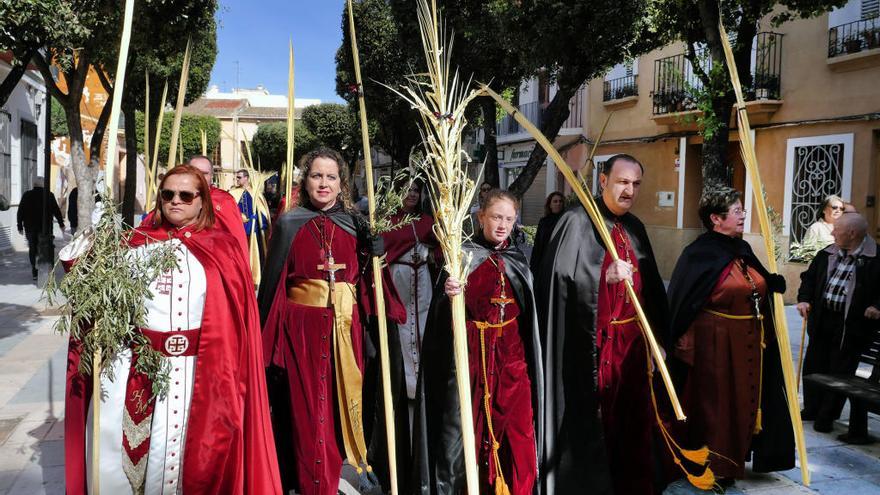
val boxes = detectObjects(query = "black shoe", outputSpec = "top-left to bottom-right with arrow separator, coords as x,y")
800,409 -> 816,421
838,432 -> 874,445
31,268 -> 37,281
813,420 -> 833,433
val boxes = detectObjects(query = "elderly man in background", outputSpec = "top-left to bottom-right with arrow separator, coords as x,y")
797,212 -> 880,435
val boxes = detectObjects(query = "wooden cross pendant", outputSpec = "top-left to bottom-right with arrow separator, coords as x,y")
490,295 -> 515,323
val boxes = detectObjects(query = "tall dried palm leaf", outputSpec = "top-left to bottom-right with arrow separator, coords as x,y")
383,1 -> 482,493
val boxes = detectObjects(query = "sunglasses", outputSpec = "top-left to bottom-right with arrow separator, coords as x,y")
160,189 -> 200,203
829,205 -> 845,212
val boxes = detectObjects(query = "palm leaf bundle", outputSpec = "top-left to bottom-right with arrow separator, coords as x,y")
383,1 -> 483,492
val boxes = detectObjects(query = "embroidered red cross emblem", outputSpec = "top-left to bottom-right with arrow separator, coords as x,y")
164,334 -> 189,356
154,272 -> 174,295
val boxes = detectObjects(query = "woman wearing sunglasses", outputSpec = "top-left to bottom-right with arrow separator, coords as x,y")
258,147 -> 403,495
63,165 -> 281,494
802,194 -> 845,252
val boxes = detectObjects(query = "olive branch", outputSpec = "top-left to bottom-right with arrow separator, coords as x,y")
46,194 -> 179,398
371,169 -> 421,235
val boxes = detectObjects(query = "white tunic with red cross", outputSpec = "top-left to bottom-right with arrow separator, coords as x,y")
84,239 -> 205,495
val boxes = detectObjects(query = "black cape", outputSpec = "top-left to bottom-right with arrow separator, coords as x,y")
257,203 -> 409,491
533,199 -> 668,495
413,236 -> 545,495
530,212 -> 562,273
665,231 -> 794,473
258,203 -> 361,323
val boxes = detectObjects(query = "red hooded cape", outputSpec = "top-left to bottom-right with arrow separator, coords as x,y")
64,223 -> 281,495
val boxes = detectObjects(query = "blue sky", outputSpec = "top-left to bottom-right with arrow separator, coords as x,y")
209,0 -> 346,103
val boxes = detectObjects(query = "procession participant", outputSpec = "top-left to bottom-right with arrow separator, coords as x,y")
535,154 -> 668,494
414,188 -> 543,495
229,169 -> 271,285
382,180 -> 437,410
364,179 -> 436,494
258,147 -> 402,495
63,165 -> 281,495
529,191 -> 565,272
141,156 -> 249,265
797,212 -> 880,434
667,187 -> 794,484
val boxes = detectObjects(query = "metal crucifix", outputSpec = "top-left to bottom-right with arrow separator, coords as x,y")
318,251 -> 346,305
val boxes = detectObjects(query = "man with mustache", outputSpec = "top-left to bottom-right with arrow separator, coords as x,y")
535,154 -> 669,494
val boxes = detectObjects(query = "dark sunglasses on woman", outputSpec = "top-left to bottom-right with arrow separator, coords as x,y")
160,189 -> 200,203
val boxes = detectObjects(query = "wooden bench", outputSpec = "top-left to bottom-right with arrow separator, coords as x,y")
803,334 -> 880,444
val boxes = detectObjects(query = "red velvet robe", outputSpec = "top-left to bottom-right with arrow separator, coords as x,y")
64,223 -> 281,495
596,223 -> 654,495
465,254 -> 537,495
261,214 -> 365,495
383,212 -> 436,264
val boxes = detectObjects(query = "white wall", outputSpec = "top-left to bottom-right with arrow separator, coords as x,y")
0,62 -> 48,252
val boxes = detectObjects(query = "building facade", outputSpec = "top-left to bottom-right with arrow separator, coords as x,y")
0,54 -> 48,252
186,85 -> 320,188
502,1 -> 880,300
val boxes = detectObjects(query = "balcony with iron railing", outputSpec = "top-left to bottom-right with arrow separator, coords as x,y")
496,85 -> 586,137
651,32 -> 783,119
603,75 -> 639,101
828,17 -> 880,70
829,17 -> 880,57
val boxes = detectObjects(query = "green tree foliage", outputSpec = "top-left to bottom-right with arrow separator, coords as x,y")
118,5 -> 217,223
134,112 -> 220,163
0,0 -> 91,107
502,0 -> 660,197
251,121 -> 319,172
336,0 -> 417,169
337,0 -> 660,196
301,103 -> 370,167
50,96 -> 68,137
27,0 -> 217,230
649,0 -> 845,192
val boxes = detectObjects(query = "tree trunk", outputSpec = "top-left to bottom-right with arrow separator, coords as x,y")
478,96 -> 499,187
122,103 -> 138,225
700,95 -> 733,192
0,48 -> 36,108
507,84 -> 576,198
66,107 -> 97,230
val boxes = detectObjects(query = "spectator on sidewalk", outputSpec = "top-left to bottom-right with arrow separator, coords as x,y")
797,212 -> 880,433
67,187 -> 78,234
16,178 -> 64,280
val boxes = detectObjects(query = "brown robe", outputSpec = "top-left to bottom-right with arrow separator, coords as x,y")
675,261 -> 767,479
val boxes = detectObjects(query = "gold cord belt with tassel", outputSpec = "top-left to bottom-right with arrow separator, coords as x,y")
628,317 -> 721,490
472,317 -> 516,495
703,308 -> 767,434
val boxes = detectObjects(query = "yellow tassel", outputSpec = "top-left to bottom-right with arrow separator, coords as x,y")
754,408 -> 763,434
686,466 -> 717,491
680,446 -> 711,465
494,477 -> 511,495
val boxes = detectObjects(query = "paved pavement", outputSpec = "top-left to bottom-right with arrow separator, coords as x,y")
1,245 -> 879,494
